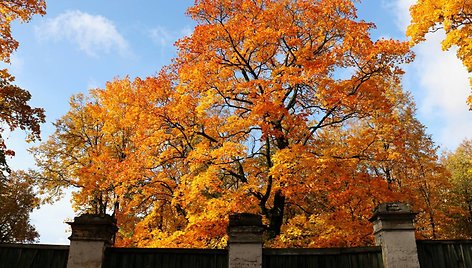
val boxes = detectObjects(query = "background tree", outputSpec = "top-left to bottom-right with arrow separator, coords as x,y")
270,89 -> 454,246
443,139 -> 472,238
407,0 -> 472,107
0,0 -> 46,169
0,0 -> 46,243
0,76 -> 45,170
0,171 -> 39,243
360,91 -> 454,240
32,76 -> 189,247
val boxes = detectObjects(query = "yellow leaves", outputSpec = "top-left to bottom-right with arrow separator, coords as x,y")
273,214 -> 315,248
408,0 -> 472,108
171,0 -> 419,246
0,171 -> 40,242
34,0 -> 460,248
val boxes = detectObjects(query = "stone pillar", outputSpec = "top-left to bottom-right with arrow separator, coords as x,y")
370,202 -> 420,268
66,214 -> 118,268
228,213 -> 264,268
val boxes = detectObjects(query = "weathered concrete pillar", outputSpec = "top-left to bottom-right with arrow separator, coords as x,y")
228,213 -> 264,268
67,214 -> 118,268
370,202 -> 420,268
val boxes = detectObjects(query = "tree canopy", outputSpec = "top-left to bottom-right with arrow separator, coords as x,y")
0,171 -> 39,243
0,0 -> 45,169
33,0 -> 463,247
0,0 -> 46,243
443,139 -> 472,238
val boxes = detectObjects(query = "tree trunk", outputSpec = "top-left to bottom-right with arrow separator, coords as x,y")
267,189 -> 285,239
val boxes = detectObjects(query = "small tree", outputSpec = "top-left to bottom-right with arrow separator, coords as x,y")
0,171 -> 39,243
443,139 -> 472,238
0,0 -> 46,242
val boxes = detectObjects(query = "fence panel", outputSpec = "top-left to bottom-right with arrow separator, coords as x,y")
417,240 -> 472,268
0,244 -> 69,268
103,248 -> 228,268
262,246 -> 383,268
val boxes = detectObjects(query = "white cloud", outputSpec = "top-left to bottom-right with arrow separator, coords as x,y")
9,54 -> 24,74
148,25 -> 194,58
148,25 -> 194,48
180,26 -> 194,38
149,26 -> 173,47
415,33 -> 469,116
389,0 -> 415,32
391,0 -> 472,150
413,32 -> 472,149
36,10 -> 129,57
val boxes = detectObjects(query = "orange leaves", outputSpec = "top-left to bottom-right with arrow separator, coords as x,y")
126,0 -> 414,246
34,0 -> 463,248
0,0 -> 46,62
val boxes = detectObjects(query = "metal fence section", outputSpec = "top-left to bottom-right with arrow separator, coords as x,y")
417,240 -> 472,268
262,246 -> 383,268
102,247 -> 228,268
0,244 -> 69,268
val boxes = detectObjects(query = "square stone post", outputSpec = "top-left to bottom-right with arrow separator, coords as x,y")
67,214 -> 118,268
228,213 -> 264,268
370,202 -> 420,268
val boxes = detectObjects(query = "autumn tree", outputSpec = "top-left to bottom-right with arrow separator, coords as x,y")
32,76 -> 189,246
443,139 -> 472,238
355,91 -> 453,240
0,0 -> 46,243
0,0 -> 46,169
170,0 -> 411,244
407,0 -> 472,107
0,171 -> 39,243
35,74 -> 454,247
33,0 -> 458,248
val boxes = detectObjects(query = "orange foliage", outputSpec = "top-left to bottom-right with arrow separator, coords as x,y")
33,0 -> 459,248
0,0 -> 46,62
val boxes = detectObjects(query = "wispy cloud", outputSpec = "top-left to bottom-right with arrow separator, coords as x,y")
415,33 -> 469,116
147,25 -> 193,58
36,10 -> 129,57
0,54 -> 24,76
148,25 -> 193,47
392,0 -> 472,149
180,26 -> 194,38
149,26 -> 173,48
413,32 -> 472,149
390,0 -> 415,32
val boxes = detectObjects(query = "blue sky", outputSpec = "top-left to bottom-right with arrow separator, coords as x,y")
5,0 -> 472,244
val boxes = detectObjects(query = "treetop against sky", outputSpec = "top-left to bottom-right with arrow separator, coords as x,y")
2,0 -> 471,244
